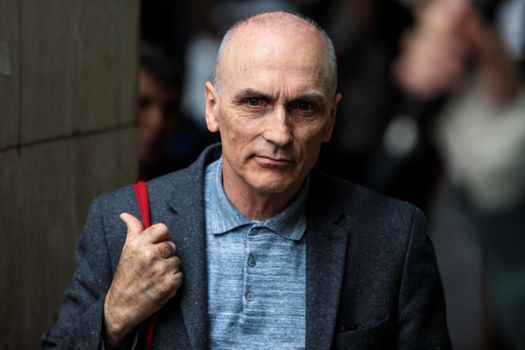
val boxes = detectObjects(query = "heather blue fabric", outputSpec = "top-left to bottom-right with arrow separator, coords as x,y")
42,144 -> 452,349
204,158 -> 307,349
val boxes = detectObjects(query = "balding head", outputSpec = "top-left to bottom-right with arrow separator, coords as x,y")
214,11 -> 338,97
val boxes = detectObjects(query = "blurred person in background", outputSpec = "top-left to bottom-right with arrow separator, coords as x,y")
138,43 -> 214,180
392,0 -> 525,348
138,44 -> 182,180
319,0 -> 414,187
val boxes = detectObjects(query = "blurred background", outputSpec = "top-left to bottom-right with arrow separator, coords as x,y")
0,0 -> 524,348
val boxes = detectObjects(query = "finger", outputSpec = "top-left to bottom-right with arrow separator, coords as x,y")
165,255 -> 182,272
141,223 -> 171,244
172,271 -> 183,287
120,213 -> 144,242
160,271 -> 183,301
168,271 -> 183,292
155,241 -> 177,259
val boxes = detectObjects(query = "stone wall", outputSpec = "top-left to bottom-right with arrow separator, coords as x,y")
0,1 -> 139,348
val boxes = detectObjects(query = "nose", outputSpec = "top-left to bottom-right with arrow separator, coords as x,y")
262,106 -> 293,147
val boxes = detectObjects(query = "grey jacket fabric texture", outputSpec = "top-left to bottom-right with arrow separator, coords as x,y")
42,144 -> 452,349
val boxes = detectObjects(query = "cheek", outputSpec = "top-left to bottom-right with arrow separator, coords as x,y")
292,122 -> 329,165
217,113 -> 258,165
295,120 -> 330,148
220,110 -> 262,143
220,120 -> 246,146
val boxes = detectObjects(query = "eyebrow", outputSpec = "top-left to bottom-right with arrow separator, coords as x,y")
233,88 -> 272,102
290,93 -> 326,107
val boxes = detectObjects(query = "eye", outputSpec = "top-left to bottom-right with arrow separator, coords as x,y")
294,100 -> 314,111
245,97 -> 263,107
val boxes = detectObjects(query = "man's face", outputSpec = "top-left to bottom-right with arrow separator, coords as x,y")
205,25 -> 341,197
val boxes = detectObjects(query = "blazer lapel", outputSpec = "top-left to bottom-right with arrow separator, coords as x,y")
166,197 -> 207,350
150,146 -> 222,350
305,171 -> 352,350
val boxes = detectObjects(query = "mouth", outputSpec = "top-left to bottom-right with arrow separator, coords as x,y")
254,155 -> 294,168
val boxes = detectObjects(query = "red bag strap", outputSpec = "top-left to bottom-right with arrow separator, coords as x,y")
133,181 -> 151,228
132,181 -> 157,350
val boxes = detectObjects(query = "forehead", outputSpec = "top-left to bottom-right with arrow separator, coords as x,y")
220,23 -> 330,96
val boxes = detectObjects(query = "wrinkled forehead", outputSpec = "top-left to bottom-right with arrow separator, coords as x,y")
218,23 -> 332,95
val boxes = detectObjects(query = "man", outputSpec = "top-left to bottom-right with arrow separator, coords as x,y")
42,12 -> 451,349
137,44 -> 181,180
138,43 -> 215,181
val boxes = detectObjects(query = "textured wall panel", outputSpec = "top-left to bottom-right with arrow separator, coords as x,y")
0,0 -> 139,348
0,151 -> 17,347
0,0 -> 19,148
72,127 -> 138,224
19,0 -> 138,144
3,128 -> 136,349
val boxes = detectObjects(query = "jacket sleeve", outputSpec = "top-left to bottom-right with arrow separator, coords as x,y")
41,195 -> 135,349
397,207 -> 453,350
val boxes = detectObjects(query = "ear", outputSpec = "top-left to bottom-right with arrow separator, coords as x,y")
204,81 -> 220,133
323,92 -> 342,142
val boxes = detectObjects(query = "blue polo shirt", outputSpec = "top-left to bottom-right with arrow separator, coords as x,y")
204,158 -> 307,349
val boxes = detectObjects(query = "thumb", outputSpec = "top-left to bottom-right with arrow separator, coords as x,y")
120,212 -> 144,241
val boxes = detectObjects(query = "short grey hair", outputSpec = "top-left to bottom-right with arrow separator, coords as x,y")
213,11 -> 338,97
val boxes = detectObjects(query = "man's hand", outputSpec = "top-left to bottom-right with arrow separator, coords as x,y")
103,213 -> 183,347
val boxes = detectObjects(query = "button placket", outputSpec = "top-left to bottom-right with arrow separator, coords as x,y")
244,225 -> 263,308
244,226 -> 255,307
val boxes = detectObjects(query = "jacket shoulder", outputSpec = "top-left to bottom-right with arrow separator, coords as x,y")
312,170 -> 421,225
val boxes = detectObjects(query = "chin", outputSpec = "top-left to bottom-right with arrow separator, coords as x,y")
246,173 -> 297,195
254,183 -> 290,195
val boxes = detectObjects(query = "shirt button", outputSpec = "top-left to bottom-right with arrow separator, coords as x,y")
247,256 -> 257,267
246,292 -> 255,302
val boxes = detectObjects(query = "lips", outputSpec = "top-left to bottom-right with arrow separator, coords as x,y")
254,155 -> 294,168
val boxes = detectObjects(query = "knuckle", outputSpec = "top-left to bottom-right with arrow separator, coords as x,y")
150,262 -> 165,277
141,249 -> 156,263
153,223 -> 169,233
126,239 -> 139,251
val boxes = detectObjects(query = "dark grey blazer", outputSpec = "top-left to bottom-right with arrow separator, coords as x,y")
42,144 -> 452,349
